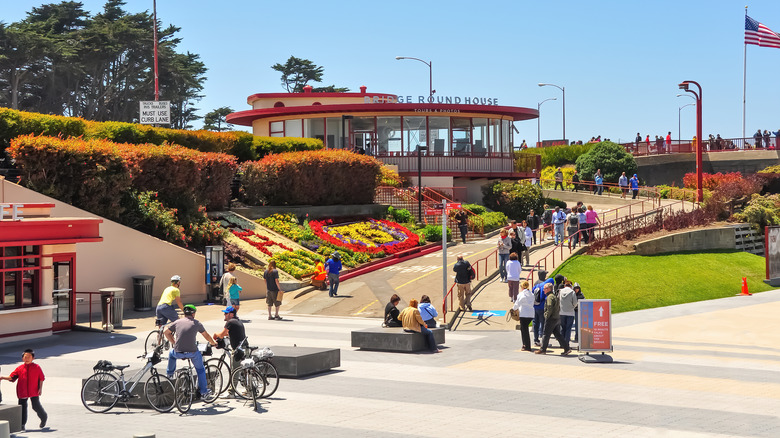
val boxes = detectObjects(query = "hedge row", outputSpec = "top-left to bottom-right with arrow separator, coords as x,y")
8,135 -> 237,218
241,150 -> 382,206
0,108 -> 323,161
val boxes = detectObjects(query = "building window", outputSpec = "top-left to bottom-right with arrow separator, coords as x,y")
1,246 -> 41,309
270,121 -> 284,137
274,101 -> 285,108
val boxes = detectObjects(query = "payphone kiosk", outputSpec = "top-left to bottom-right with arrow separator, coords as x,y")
204,245 -> 224,303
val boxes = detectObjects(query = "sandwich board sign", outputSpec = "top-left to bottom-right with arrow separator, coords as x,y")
139,100 -> 171,124
578,299 -> 612,353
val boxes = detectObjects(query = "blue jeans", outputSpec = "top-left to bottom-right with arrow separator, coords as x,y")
328,273 -> 340,296
560,315 -> 575,345
554,223 -> 565,245
498,253 -> 509,281
420,326 -> 438,351
167,350 -> 208,395
533,307 -> 545,342
573,309 -> 579,342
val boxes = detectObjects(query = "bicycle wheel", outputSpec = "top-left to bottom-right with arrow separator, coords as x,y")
144,373 -> 175,413
230,366 -> 265,402
257,360 -> 279,398
144,330 -> 161,355
202,364 -> 222,404
205,358 -> 229,395
81,372 -> 119,413
174,372 -> 193,414
248,368 -> 260,411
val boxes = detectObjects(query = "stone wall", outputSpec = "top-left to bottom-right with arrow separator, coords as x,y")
633,227 -> 735,255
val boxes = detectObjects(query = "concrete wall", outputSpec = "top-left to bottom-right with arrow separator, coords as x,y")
0,179 -> 267,315
637,150 -> 780,186
633,227 -> 735,255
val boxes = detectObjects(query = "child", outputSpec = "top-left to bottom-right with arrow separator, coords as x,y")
1,349 -> 48,430
228,276 -> 242,312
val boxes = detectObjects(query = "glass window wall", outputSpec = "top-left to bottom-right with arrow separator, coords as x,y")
377,117 -> 402,156
285,119 -> 302,138
501,120 -> 512,154
403,116 -> 427,155
428,117 -> 449,156
451,117 -> 472,156
472,118 -> 488,156
305,118 -> 325,145
270,121 -> 284,137
326,117 -> 342,148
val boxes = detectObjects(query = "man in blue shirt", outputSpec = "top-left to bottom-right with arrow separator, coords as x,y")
630,174 -> 640,199
618,172 -> 628,199
325,252 -> 343,297
552,206 -> 566,246
532,271 -> 554,347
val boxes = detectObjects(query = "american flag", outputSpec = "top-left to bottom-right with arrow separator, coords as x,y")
745,15 -> 780,49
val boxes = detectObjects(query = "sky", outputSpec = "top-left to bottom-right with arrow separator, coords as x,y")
5,0 -> 780,144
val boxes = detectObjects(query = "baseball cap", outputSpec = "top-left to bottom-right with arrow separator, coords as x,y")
222,306 -> 237,314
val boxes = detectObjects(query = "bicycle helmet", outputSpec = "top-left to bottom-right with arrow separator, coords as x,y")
183,304 -> 197,315
171,275 -> 181,282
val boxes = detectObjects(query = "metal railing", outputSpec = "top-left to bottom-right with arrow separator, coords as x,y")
74,291 -> 109,330
442,249 -> 498,325
374,186 -> 485,236
617,136 -> 779,156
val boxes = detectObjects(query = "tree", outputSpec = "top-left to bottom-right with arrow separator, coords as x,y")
271,56 -> 348,93
203,106 -> 234,131
481,180 -> 544,221
575,141 -> 637,183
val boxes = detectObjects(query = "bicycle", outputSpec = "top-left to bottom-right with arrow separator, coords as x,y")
81,345 -> 175,413
205,336 -> 243,396
230,346 -> 279,406
229,354 -> 266,410
172,343 -> 221,414
143,317 -> 175,355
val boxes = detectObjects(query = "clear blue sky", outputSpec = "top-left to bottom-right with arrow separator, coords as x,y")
6,0 -> 780,144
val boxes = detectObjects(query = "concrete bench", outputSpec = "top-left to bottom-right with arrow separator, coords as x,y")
270,346 -> 340,378
351,327 -> 446,352
0,404 -> 23,432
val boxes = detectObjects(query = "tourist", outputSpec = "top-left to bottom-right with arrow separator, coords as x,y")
532,271 -> 553,346
497,229 -> 511,282
577,207 -> 588,244
618,172 -> 628,199
754,129 -> 763,148
521,220 -> 533,266
592,169 -> 602,194
552,206 -> 566,246
554,167 -> 564,190
512,280 -> 535,352
455,209 -> 469,244
665,131 -> 672,152
542,204 -> 553,241
226,276 -> 242,313
535,282 -> 572,355
566,207 -> 580,249
573,283 -> 585,343
156,275 -> 184,325
764,130 -> 772,149
571,170 -> 580,192
212,306 -> 246,397
219,263 -> 236,305
585,205 -> 600,242
531,168 -> 538,186
509,229 -> 523,257
595,171 -> 604,196
263,260 -> 283,320
526,209 -> 540,245
453,255 -> 474,311
418,295 -> 438,328
399,299 -> 441,353
325,251 -> 342,297
559,281 -> 577,346
384,294 -> 402,327
1,349 -> 48,431
506,252 -> 522,302
630,174 -> 640,199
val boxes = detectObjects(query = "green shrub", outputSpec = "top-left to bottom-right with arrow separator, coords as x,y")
540,165 -> 577,189
482,180 -> 545,221
419,224 -> 452,242
461,203 -> 487,215
480,211 -> 509,231
543,197 -> 567,209
575,141 -> 637,183
251,136 -> 323,157
734,194 -> 780,231
519,143 -> 595,168
388,206 -> 414,223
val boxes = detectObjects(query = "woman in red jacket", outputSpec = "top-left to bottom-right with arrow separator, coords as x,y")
1,349 -> 48,430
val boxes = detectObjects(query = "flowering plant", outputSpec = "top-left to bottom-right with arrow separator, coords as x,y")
308,219 -> 419,254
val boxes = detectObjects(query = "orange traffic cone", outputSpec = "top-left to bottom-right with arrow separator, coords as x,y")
739,277 -> 752,296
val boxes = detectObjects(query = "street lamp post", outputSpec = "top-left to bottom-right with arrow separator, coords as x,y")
416,145 -> 429,223
396,56 -> 433,102
679,81 -> 703,202
537,97 -> 557,148
538,83 -> 565,143
678,103 -> 694,143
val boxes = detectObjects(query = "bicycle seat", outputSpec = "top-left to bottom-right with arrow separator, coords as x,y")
114,364 -> 130,370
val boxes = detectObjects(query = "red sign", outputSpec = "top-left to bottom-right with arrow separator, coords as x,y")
425,209 -> 443,215
578,299 -> 612,352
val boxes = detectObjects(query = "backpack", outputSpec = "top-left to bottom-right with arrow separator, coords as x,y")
533,285 -> 541,305
568,214 -> 578,226
468,266 -> 476,281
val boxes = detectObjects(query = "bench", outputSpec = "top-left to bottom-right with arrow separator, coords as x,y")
270,346 -> 340,377
0,404 -> 24,432
351,327 -> 446,352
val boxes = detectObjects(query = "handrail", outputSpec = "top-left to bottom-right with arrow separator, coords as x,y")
442,249 -> 498,325
422,187 -> 486,235
75,291 -> 109,330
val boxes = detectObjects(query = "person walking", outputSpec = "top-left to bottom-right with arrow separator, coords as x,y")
521,220 -> 533,266
566,207 -> 580,249
399,299 -> 441,353
618,172 -> 628,199
164,304 -> 217,399
630,174 -> 640,200
526,209 -> 540,245
585,205 -> 600,243
226,276 -> 241,313
325,252 -> 342,297
552,206 -> 566,246
577,206 -> 588,244
554,167 -> 564,190
219,263 -> 236,305
573,283 -> 585,343
1,349 -> 48,431
263,260 -> 283,320
453,255 -> 474,311
512,280 -> 535,352
595,172 -> 604,196
497,229 -> 511,282
571,170 -> 580,192
592,169 -> 602,195
506,253 -> 522,302
542,205 -> 553,241
532,271 -> 554,346
665,131 -> 672,153
535,282 -> 571,355
455,209 -> 469,244
559,281 -> 577,346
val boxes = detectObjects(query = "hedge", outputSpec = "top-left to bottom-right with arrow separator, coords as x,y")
0,108 -> 323,161
8,135 -> 237,217
241,150 -> 382,206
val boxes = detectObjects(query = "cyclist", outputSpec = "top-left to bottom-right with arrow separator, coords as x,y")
164,304 -> 217,399
156,275 -> 185,325
212,306 -> 246,397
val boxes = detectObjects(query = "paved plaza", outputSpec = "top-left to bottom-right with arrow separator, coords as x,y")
1,286 -> 779,437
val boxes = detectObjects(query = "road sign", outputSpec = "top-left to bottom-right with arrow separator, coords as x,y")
430,202 -> 461,211
139,100 -> 171,124
425,209 -> 443,215
578,299 -> 612,352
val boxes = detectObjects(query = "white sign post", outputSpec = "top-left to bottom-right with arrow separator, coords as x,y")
442,199 -> 448,309
139,100 -> 171,124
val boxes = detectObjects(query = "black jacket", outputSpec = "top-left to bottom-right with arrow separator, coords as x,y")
453,260 -> 472,284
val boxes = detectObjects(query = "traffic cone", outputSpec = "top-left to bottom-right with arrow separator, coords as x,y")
740,277 -> 752,296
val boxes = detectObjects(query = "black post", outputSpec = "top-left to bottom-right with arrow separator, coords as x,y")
341,115 -> 353,150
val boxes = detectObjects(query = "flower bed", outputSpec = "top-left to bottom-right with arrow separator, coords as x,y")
272,250 -> 325,280
230,229 -> 293,257
309,219 -> 419,255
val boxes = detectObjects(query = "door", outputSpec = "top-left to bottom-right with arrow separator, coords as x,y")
52,255 -> 75,332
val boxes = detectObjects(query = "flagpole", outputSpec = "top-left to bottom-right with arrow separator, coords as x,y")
743,5 -> 748,144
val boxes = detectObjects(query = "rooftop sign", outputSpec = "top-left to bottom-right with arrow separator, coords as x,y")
0,203 -> 24,221
365,96 -> 499,105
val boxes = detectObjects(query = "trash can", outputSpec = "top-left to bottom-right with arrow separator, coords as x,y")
99,287 -> 125,330
132,275 -> 155,311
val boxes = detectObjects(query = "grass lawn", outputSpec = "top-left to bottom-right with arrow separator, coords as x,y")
552,250 -> 774,313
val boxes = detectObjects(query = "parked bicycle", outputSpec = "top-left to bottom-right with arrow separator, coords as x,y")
172,343 -> 221,414
230,346 -> 279,409
81,345 -> 175,413
205,336 -> 247,396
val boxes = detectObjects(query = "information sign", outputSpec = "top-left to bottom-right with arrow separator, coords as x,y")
139,100 -> 171,124
577,299 -> 612,352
